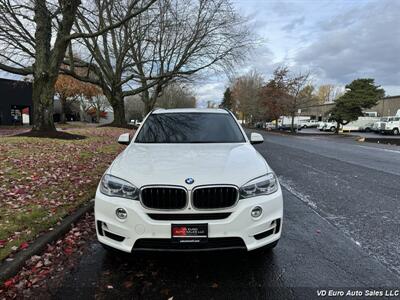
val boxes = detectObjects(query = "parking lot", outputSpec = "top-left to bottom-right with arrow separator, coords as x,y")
25,130 -> 400,299
299,127 -> 400,139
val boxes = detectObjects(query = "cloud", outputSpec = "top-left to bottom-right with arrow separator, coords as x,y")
195,0 -> 400,105
281,16 -> 305,32
193,81 -> 226,107
294,0 -> 400,89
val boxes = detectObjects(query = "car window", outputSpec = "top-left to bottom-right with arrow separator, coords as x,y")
135,113 -> 246,143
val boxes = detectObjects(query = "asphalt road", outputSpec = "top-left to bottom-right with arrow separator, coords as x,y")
299,127 -> 400,139
252,131 -> 400,277
43,132 -> 400,299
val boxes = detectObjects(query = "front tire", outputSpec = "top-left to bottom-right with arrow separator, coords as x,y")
393,128 -> 399,135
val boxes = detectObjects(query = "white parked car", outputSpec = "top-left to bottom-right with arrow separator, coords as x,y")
299,119 -> 319,128
318,121 -> 337,132
129,120 -> 142,127
95,108 -> 283,253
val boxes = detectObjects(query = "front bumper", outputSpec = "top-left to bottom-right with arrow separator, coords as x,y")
95,186 -> 283,252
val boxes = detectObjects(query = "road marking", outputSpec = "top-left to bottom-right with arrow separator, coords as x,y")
358,145 -> 400,154
279,176 -> 367,250
278,177 -> 318,209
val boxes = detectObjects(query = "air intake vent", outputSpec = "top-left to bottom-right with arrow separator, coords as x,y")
133,237 -> 246,251
192,186 -> 238,209
147,213 -> 231,221
141,187 -> 187,210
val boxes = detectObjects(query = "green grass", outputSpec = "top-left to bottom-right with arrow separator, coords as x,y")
0,127 -> 126,261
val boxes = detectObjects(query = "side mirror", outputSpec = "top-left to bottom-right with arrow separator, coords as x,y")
250,132 -> 264,144
118,133 -> 130,145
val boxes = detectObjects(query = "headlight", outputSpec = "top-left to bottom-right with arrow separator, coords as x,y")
100,174 -> 139,200
239,173 -> 278,199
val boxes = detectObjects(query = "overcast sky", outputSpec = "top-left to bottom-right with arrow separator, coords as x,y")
196,0 -> 400,107
1,0 -> 398,108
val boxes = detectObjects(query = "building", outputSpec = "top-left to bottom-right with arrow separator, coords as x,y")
300,96 -> 400,120
0,77 -> 114,125
0,78 -> 33,125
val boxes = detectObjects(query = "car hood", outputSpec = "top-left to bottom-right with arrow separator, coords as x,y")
109,143 -> 270,189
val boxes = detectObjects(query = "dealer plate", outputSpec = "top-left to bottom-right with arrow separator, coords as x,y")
171,224 -> 208,244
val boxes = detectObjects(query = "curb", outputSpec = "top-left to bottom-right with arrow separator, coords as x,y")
363,137 -> 400,146
0,200 -> 94,283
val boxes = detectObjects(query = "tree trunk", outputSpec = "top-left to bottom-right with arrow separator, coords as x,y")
32,76 -> 57,132
96,107 -> 100,123
107,90 -> 126,127
142,91 -> 158,115
291,113 -> 295,133
144,101 -> 153,115
30,0 -> 80,132
335,121 -> 340,134
59,96 -> 67,124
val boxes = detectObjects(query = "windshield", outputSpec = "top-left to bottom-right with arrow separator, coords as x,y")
135,113 -> 246,143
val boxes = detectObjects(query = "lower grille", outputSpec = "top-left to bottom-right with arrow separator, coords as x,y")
133,237 -> 246,251
141,187 -> 187,209
192,186 -> 238,209
147,213 -> 231,221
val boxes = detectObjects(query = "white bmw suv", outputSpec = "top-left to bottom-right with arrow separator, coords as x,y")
95,108 -> 283,252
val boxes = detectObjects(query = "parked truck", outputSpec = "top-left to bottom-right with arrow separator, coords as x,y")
379,116 -> 400,135
342,116 -> 380,132
278,116 -> 310,130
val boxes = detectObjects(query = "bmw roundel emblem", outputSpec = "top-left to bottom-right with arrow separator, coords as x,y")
185,178 -> 195,184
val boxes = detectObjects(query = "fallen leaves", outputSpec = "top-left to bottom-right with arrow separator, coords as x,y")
20,242 -> 29,250
0,127 -> 127,261
0,213 -> 96,299
64,247 -> 74,256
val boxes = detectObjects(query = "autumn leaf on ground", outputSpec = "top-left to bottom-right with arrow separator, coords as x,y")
20,242 -> 29,250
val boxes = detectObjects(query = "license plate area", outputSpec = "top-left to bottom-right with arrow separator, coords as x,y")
171,224 -> 208,244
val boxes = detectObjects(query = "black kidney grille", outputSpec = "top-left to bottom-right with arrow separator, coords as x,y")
141,187 -> 187,209
193,187 -> 238,209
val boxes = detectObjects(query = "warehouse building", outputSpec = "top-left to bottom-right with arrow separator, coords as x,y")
300,96 -> 400,120
0,78 -> 33,125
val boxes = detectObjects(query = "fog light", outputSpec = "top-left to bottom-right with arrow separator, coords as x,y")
251,206 -> 263,218
116,208 -> 127,219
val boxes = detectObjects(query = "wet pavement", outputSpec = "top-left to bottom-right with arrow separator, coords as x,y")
37,131 -> 400,299
253,131 -> 400,277
41,187 -> 398,300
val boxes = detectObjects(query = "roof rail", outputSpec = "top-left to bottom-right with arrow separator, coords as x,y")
150,107 -> 163,114
222,107 -> 233,114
